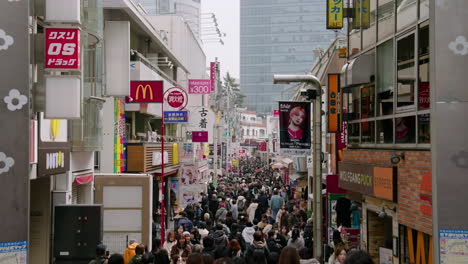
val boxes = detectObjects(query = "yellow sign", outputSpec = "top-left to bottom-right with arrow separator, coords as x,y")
354,0 -> 370,29
50,119 -> 61,140
136,85 -> 153,100
327,0 -> 344,29
173,143 -> 179,165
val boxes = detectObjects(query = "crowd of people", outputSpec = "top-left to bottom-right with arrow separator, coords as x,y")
90,157 -> 374,264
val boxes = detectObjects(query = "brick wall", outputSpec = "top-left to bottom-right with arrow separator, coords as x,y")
342,149 -> 432,235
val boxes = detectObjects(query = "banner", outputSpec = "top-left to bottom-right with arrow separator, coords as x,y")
279,101 -> 311,156
327,0 -> 344,29
328,74 -> 340,132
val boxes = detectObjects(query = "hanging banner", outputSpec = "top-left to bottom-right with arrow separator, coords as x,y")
222,142 -> 227,169
279,101 -> 311,156
45,27 -> 81,70
163,111 -> 188,123
354,0 -> 370,29
189,79 -> 211,94
328,74 -> 340,133
210,62 -> 217,92
327,0 -> 344,29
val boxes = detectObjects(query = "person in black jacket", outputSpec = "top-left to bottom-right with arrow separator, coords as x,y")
266,231 -> 281,254
202,236 -> 216,258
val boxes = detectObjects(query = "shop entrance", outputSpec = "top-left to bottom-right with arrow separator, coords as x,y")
367,210 -> 393,263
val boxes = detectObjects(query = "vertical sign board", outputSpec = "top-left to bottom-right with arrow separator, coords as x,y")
432,0 -> 468,262
0,0 -> 30,257
327,0 -> 344,29
328,74 -> 340,133
354,0 -> 370,29
210,62 -> 216,92
45,28 -> 81,70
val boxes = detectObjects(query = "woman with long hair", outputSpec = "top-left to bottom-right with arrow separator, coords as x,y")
333,243 -> 348,264
170,234 -> 192,264
278,246 -> 300,264
287,228 -> 305,249
164,232 -> 177,254
227,239 -> 242,258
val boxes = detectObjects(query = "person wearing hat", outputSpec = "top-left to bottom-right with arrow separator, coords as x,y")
183,231 -> 194,247
89,244 -> 108,264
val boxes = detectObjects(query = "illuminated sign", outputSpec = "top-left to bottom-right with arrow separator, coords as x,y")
45,27 -> 81,70
327,0 -> 344,29
128,81 -> 164,103
328,74 -> 340,133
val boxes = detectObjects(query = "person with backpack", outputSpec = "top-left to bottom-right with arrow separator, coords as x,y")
89,244 -> 108,264
177,212 -> 194,233
244,231 -> 270,264
212,224 -> 229,249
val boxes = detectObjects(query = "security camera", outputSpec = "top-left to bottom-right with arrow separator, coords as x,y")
300,88 -> 309,97
300,88 -> 318,100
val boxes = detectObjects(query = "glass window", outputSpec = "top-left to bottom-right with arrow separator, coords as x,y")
347,88 -> 360,121
395,116 -> 416,143
377,40 -> 394,116
361,85 -> 375,118
348,123 -> 360,144
378,0 -> 395,40
362,121 -> 375,143
377,119 -> 393,144
420,0 -> 429,19
362,0 -> 377,50
397,34 -> 416,108
418,24 -> 429,110
397,0 -> 417,31
418,114 -> 430,143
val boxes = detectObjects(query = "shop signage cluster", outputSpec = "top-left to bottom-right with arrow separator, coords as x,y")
45,28 -> 81,70
127,81 -> 164,103
164,111 -> 188,123
278,101 -> 311,156
338,162 -> 397,201
188,80 -> 211,94
327,0 -> 344,29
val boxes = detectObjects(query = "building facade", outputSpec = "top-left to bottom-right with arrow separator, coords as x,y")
240,0 -> 336,114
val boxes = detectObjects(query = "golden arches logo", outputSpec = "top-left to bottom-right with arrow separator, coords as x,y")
136,85 -> 154,100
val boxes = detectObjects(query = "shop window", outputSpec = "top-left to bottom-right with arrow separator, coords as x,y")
397,0 -> 417,31
418,24 -> 430,110
362,121 -> 375,143
361,85 -> 375,118
377,119 -> 393,144
378,0 -> 395,41
395,115 -> 416,143
347,88 -> 361,121
362,0 -> 377,50
348,123 -> 360,144
418,114 -> 430,144
377,40 -> 394,116
397,34 -> 416,108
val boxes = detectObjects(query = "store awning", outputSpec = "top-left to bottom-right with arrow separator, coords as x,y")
341,54 -> 375,90
73,171 -> 94,185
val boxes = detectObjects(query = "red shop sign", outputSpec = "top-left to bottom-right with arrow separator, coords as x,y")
45,28 -> 80,70
165,87 -> 188,110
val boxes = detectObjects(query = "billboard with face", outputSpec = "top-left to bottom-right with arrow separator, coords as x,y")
278,101 -> 311,156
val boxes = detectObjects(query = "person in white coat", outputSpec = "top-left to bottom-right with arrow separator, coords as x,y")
246,199 -> 259,223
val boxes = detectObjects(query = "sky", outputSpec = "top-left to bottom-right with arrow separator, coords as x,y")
201,0 -> 240,80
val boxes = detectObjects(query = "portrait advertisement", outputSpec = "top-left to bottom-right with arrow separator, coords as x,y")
278,101 -> 311,156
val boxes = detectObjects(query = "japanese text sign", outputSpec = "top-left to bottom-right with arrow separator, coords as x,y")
164,111 -> 188,123
192,131 -> 208,143
328,74 -> 340,133
210,62 -> 218,92
327,0 -> 344,29
128,81 -> 164,103
354,0 -> 370,29
189,79 -> 211,94
165,87 -> 188,110
45,28 -> 81,70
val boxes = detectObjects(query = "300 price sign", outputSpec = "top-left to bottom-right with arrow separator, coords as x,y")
45,28 -> 80,70
188,80 -> 211,94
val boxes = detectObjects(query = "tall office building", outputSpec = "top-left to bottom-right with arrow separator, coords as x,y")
139,0 -> 201,39
240,0 -> 336,114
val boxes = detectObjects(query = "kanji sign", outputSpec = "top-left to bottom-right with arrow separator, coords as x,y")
188,80 -> 211,94
165,87 -> 188,110
128,81 -> 164,103
164,111 -> 188,123
210,62 -> 219,92
328,74 -> 340,132
327,0 -> 344,29
45,28 -> 80,70
354,0 -> 370,29
192,131 -> 208,143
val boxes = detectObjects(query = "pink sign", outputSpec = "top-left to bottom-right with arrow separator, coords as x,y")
189,80 -> 211,94
45,28 -> 80,70
273,110 -> 279,117
419,82 -> 430,109
192,131 -> 208,142
210,62 -> 217,92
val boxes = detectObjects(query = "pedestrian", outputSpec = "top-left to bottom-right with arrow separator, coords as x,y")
164,232 -> 177,253
178,212 -> 194,232
128,244 -> 145,264
344,250 -> 374,264
186,253 -> 205,264
270,190 -> 284,219
266,231 -> 281,254
212,224 -> 229,249
333,243 -> 348,264
246,199 -> 259,223
298,247 -> 318,264
230,200 -> 239,221
244,231 -> 269,264
108,254 -> 124,264
241,222 -> 256,245
287,228 -> 305,249
124,240 -> 139,264
198,222 -> 210,240
170,234 -> 192,264
89,244 -> 108,264
215,204 -> 228,224
278,246 -> 300,264
151,238 -> 170,264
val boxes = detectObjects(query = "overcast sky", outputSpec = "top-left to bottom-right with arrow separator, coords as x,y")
201,0 -> 240,80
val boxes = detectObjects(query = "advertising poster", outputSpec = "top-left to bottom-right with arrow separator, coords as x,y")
180,164 -> 198,185
279,101 -> 311,156
179,184 -> 206,209
179,143 -> 194,163
0,241 -> 27,264
440,229 -> 468,264
170,179 -> 179,210
114,98 -> 126,173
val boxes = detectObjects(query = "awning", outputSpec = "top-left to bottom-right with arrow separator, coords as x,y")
73,171 -> 94,185
341,54 -> 375,89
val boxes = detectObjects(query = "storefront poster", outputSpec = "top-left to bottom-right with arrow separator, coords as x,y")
179,143 -> 194,163
440,229 -> 468,264
114,98 -> 126,173
170,179 -> 179,210
180,165 -> 197,185
278,101 -> 311,156
179,184 -> 205,209
379,247 -> 393,264
0,240 -> 27,264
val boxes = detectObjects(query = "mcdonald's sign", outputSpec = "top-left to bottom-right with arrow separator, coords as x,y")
128,81 -> 164,103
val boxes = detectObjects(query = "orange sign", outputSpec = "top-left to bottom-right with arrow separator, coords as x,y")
373,167 -> 394,201
328,74 -> 340,132
128,81 -> 163,103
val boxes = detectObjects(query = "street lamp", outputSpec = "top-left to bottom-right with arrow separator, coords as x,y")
273,74 -> 323,261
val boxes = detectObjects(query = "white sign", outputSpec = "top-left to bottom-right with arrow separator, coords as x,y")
379,247 -> 393,264
186,106 -> 216,143
307,155 -> 313,169
47,151 -> 65,169
152,151 -> 169,166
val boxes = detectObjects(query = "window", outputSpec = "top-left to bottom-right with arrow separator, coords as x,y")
397,0 -> 417,31
349,123 -> 360,144
418,114 -> 430,144
397,34 -> 416,108
362,0 -> 377,50
377,119 -> 393,144
362,121 -> 375,143
378,0 -> 395,40
395,115 -> 416,143
418,24 -> 429,110
377,40 -> 394,116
